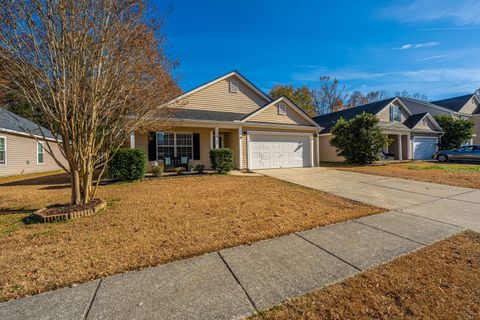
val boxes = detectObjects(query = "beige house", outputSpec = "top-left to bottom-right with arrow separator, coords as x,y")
132,71 -> 321,171
313,97 -> 443,162
0,107 -> 66,177
400,95 -> 480,145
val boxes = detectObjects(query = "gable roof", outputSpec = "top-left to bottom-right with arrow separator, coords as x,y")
312,97 -> 396,133
162,70 -> 271,108
403,112 -> 429,129
399,96 -> 456,114
431,94 -> 475,112
0,107 -> 57,140
241,96 -> 320,127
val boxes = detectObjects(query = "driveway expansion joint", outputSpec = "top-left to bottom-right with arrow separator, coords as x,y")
352,219 -> 427,246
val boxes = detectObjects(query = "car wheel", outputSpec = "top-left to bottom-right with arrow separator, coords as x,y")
438,154 -> 448,162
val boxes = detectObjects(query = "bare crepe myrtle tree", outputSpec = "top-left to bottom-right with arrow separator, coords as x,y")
0,0 -> 181,204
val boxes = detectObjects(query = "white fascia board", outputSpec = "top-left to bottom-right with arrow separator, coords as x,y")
0,127 -> 60,142
400,97 -> 456,115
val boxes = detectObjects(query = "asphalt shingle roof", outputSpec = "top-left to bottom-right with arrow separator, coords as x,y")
0,107 -> 56,139
431,94 -> 474,112
312,98 -> 396,133
165,108 -> 247,122
403,112 -> 428,129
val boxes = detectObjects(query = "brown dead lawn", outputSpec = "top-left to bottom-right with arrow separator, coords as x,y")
0,172 -> 381,302
330,161 -> 480,189
252,231 -> 480,320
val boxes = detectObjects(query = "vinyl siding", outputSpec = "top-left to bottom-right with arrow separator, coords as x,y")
179,75 -> 268,114
376,102 -> 409,122
459,97 -> 479,115
472,116 -> 480,144
248,102 -> 313,126
0,132 -> 66,177
318,135 -> 344,162
412,117 -> 438,131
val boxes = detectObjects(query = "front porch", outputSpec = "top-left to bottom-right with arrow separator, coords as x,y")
384,133 -> 410,160
132,126 -> 242,171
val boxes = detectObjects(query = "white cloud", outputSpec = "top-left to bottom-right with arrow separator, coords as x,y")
394,41 -> 439,50
417,55 -> 447,61
397,44 -> 413,50
381,0 -> 480,26
415,41 -> 439,48
292,67 -> 480,98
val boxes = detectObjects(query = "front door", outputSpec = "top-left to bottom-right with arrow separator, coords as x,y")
212,134 -> 224,148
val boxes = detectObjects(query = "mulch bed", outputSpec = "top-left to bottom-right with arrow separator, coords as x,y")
251,231 -> 480,320
32,198 -> 106,222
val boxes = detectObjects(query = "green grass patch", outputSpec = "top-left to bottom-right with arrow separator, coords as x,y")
407,164 -> 480,173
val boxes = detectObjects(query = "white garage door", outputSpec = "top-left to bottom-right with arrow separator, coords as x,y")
413,137 -> 437,160
250,135 -> 311,169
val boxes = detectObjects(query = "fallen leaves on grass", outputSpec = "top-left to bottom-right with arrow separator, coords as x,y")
251,231 -> 480,320
0,174 -> 381,301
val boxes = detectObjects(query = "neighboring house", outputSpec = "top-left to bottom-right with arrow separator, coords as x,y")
432,94 -> 480,144
131,71 -> 321,170
0,107 -> 66,177
313,97 -> 443,162
399,94 -> 480,145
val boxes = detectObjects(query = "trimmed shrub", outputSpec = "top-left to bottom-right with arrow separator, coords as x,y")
195,164 -> 205,174
109,148 -> 147,181
330,112 -> 390,164
152,163 -> 164,177
210,148 -> 234,174
434,114 -> 474,150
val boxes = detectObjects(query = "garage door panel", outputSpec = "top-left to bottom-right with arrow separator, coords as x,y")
250,134 -> 311,169
413,137 -> 437,160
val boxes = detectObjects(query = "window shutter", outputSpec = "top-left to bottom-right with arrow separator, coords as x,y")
148,132 -> 157,161
193,133 -> 200,160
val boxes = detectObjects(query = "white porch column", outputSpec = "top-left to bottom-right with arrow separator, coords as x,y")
214,127 -> 220,149
246,133 -> 250,170
238,126 -> 243,169
397,134 -> 403,160
210,130 -> 213,150
316,134 -> 320,166
129,131 -> 135,148
406,133 -> 411,160
310,135 -> 314,167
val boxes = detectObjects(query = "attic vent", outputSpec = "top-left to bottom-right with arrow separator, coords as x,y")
229,80 -> 238,93
278,102 -> 287,115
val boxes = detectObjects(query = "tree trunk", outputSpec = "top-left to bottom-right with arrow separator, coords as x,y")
71,170 -> 81,205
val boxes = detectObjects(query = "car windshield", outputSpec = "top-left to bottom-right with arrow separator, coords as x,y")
456,146 -> 473,152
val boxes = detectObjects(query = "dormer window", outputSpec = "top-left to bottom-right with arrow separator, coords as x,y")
278,102 -> 287,115
229,80 -> 238,93
390,105 -> 401,123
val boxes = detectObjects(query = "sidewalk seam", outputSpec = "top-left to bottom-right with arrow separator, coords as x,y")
352,220 -> 427,246
294,233 -> 362,272
217,251 -> 259,313
83,279 -> 102,320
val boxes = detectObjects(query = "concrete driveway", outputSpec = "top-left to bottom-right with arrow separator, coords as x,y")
259,167 -> 480,232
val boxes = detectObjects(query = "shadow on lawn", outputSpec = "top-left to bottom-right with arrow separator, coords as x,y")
0,173 -> 71,187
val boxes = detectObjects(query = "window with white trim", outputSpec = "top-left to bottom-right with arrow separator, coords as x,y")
37,141 -> 44,164
229,80 -> 238,93
278,102 -> 287,115
0,137 -> 5,165
156,132 -> 193,160
390,105 -> 401,123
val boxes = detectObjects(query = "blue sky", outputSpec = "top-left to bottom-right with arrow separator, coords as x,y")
159,0 -> 480,100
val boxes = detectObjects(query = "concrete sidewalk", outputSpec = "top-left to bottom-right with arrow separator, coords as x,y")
1,168 -> 478,320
